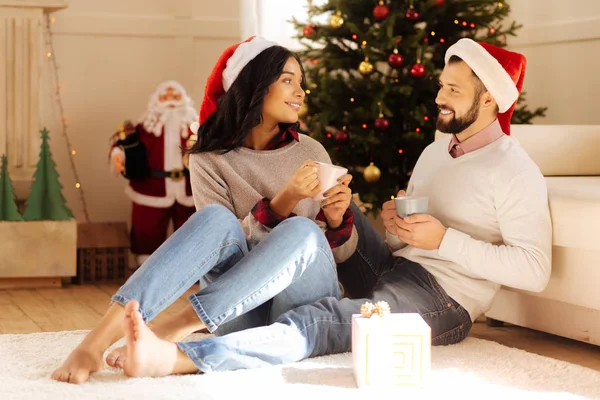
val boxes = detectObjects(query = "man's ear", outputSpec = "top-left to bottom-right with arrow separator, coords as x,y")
482,91 -> 496,110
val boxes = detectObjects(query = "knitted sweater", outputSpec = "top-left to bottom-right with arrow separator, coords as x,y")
188,134 -> 358,262
387,134 -> 553,321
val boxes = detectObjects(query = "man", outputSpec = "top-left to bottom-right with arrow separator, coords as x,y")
106,38 -> 553,376
110,81 -> 198,267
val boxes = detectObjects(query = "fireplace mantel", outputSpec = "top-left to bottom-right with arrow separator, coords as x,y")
0,0 -> 67,199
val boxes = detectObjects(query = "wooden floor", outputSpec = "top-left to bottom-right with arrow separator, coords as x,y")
1,283 -> 600,372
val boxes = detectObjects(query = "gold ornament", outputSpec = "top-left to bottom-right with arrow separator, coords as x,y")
298,103 -> 309,119
358,58 -> 374,76
185,134 -> 198,150
329,12 -> 344,29
363,162 -> 381,182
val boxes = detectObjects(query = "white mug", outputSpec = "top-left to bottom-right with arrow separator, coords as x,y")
394,196 -> 429,218
313,161 -> 348,201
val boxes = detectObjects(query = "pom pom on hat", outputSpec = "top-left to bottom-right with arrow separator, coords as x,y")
192,36 -> 277,131
444,38 -> 526,135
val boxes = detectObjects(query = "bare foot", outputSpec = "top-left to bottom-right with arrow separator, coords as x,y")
51,303 -> 125,384
50,348 -> 103,384
107,304 -> 205,369
122,301 -> 193,378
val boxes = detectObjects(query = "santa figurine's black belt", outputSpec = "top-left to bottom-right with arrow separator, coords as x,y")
148,168 -> 189,181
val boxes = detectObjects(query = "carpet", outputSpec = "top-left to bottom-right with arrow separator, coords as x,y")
1,330 -> 599,400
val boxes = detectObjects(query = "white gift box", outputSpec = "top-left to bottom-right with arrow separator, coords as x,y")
352,313 -> 431,389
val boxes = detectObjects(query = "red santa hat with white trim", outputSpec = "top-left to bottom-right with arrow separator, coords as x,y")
190,36 -> 278,133
444,38 -> 526,135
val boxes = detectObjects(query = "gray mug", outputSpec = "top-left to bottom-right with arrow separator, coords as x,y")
394,196 -> 429,218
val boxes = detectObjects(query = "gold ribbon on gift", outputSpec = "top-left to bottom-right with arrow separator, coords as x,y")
360,301 -> 391,318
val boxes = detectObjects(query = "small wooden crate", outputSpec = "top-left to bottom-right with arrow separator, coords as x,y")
76,222 -> 131,284
0,220 -> 77,289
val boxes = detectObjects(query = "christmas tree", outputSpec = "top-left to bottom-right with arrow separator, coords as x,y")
293,0 -> 546,210
0,155 -> 24,221
22,128 -> 74,221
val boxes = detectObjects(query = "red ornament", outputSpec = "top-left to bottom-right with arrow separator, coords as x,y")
405,8 -> 419,20
375,117 -> 390,131
388,52 -> 404,69
410,63 -> 426,78
434,0 -> 445,6
335,130 -> 349,144
373,3 -> 390,21
303,25 -> 317,38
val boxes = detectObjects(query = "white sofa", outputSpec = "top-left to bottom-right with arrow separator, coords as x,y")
484,124 -> 600,346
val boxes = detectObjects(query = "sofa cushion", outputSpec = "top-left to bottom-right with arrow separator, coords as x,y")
511,125 -> 600,176
533,245 -> 600,309
546,176 -> 600,251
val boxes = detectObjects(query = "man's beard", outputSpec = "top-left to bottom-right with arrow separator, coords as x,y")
436,96 -> 480,134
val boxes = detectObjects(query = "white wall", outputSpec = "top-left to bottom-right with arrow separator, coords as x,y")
36,0 -> 240,224
508,0 -> 600,124
25,0 -> 600,226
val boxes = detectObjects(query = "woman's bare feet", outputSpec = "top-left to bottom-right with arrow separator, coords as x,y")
122,301 -> 198,378
106,303 -> 205,369
51,303 -> 125,384
50,348 -> 104,384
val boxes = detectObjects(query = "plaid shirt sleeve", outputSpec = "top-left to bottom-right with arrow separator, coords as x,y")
315,207 -> 354,249
251,198 -> 296,229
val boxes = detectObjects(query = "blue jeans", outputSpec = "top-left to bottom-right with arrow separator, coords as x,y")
112,203 -> 340,338
176,203 -> 472,373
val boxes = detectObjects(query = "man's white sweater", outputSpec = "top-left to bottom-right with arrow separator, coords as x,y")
387,134 -> 553,321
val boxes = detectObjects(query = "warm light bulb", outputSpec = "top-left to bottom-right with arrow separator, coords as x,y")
50,17 -> 56,23
362,40 -> 367,46
71,150 -> 76,155
350,97 -> 355,102
431,31 -> 436,36
454,20 -> 459,24
75,183 -> 81,188
46,52 -> 52,58
305,89 -> 311,94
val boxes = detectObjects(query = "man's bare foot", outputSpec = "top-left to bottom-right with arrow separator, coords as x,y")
50,348 -> 104,384
123,301 -> 197,378
107,304 -> 205,369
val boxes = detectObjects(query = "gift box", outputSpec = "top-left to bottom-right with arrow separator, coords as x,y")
352,311 -> 431,389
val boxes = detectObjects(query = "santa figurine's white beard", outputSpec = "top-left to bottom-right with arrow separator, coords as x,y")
141,101 -> 197,138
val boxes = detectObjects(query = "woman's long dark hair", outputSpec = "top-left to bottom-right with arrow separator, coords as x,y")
188,46 -> 305,154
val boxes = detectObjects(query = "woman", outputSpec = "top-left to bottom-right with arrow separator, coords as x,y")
50,37 -> 357,383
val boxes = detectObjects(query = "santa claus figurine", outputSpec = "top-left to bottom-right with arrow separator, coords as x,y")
110,81 -> 198,268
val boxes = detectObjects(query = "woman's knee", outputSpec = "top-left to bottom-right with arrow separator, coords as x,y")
183,204 -> 240,237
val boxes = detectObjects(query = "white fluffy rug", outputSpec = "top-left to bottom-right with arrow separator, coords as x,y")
1,330 -> 599,400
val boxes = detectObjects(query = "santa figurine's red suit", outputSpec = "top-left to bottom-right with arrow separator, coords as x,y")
110,81 -> 198,267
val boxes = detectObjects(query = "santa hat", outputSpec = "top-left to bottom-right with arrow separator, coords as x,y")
444,38 -> 526,135
190,36 -> 277,133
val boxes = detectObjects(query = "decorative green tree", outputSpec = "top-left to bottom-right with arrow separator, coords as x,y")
0,155 -> 24,221
22,128 -> 74,221
293,0 -> 547,210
